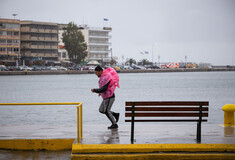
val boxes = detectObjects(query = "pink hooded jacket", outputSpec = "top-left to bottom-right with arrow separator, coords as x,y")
99,67 -> 119,99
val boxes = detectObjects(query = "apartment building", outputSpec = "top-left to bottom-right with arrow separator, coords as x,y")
0,18 -> 20,65
20,21 -> 58,65
1,19 -> 112,66
79,24 -> 112,65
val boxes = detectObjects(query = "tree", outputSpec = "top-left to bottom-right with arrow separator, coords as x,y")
62,22 -> 87,65
140,59 -> 149,65
126,58 -> 136,66
111,58 -> 117,65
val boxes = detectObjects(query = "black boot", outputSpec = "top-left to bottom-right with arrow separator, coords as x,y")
108,124 -> 118,129
113,113 -> 120,123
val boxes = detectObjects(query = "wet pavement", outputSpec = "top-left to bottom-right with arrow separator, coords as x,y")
0,123 -> 234,159
1,123 -> 234,144
81,123 -> 235,144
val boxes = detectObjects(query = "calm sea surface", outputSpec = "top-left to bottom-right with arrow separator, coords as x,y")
0,71 -> 235,125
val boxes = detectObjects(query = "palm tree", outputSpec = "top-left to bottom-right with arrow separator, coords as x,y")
140,59 -> 149,65
126,58 -> 136,66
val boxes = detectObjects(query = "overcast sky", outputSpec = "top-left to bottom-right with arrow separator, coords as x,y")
1,0 -> 235,65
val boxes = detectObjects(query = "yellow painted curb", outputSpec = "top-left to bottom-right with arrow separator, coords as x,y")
71,153 -> 235,160
72,144 -> 235,153
0,139 -> 75,150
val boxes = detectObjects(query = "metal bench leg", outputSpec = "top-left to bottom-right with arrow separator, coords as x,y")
131,102 -> 135,144
197,122 -> 201,143
197,123 -> 199,141
197,103 -> 202,143
131,119 -> 134,143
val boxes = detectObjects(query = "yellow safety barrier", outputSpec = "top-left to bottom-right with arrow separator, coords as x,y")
222,104 -> 235,126
0,102 -> 83,143
0,139 -> 75,150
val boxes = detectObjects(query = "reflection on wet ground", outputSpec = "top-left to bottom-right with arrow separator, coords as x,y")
80,124 -> 235,144
0,150 -> 71,160
98,129 -> 120,144
224,126 -> 235,137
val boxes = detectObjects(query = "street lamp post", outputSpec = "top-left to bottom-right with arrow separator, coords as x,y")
12,14 -> 17,19
185,56 -> 187,68
152,44 -> 154,65
158,55 -> 161,67
16,53 -> 21,67
122,55 -> 124,66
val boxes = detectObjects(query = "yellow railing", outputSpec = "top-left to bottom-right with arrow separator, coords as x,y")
0,102 -> 83,143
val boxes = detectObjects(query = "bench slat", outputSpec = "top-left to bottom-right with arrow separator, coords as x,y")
126,101 -> 209,106
125,112 -> 208,117
125,119 -> 208,122
125,107 -> 208,111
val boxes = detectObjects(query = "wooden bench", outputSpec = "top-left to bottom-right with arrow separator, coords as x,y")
125,101 -> 209,143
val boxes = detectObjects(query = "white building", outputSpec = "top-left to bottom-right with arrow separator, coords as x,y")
79,24 -> 112,65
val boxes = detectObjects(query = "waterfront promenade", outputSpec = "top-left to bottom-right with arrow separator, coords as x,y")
0,123 -> 235,159
1,123 -> 234,144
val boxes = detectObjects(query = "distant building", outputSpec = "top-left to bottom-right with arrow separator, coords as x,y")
198,62 -> 211,69
1,18 -> 112,66
186,62 -> 198,68
20,21 -> 59,66
0,18 -> 21,66
79,24 -> 112,65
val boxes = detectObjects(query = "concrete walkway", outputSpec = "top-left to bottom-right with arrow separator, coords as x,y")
1,123 -> 235,144
0,123 -> 235,159
81,123 -> 235,144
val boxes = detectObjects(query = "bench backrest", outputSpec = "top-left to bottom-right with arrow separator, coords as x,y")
125,101 -> 209,122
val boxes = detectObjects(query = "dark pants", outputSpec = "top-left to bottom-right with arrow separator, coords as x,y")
99,97 -> 117,125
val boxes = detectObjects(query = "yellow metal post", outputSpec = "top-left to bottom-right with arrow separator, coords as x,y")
222,104 -> 235,126
80,104 -> 83,139
77,105 -> 80,143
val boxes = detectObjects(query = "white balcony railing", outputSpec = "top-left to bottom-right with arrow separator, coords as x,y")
88,35 -> 112,39
89,50 -> 111,53
89,42 -> 111,46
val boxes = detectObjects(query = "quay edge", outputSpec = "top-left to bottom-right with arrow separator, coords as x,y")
0,68 -> 235,75
0,139 -> 75,150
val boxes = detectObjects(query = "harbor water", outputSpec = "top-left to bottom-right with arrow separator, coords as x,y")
0,71 -> 235,127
